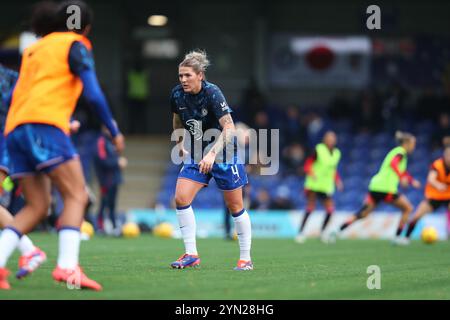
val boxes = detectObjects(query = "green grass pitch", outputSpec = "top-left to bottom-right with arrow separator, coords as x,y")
0,233 -> 449,300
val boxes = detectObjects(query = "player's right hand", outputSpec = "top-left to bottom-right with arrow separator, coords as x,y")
435,181 -> 447,192
118,157 -> 128,169
411,179 -> 421,189
113,133 -> 125,154
400,176 -> 410,188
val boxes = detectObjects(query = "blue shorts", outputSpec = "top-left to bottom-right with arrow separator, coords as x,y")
178,163 -> 248,191
0,136 -> 10,174
6,124 -> 78,178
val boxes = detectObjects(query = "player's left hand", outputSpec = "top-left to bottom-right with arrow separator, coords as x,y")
199,152 -> 215,174
411,179 -> 421,189
337,180 -> 344,192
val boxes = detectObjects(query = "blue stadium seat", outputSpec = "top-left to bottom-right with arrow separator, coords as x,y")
372,133 -> 391,147
343,175 -> 364,190
369,148 -> 388,162
334,120 -> 352,134
353,133 -> 371,147
414,120 -> 434,135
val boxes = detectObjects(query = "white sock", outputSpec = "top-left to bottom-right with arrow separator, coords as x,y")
57,228 -> 80,270
233,210 -> 252,261
18,235 -> 36,256
0,228 -> 21,268
176,205 -> 198,255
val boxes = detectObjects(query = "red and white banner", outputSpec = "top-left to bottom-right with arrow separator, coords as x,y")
269,35 -> 372,88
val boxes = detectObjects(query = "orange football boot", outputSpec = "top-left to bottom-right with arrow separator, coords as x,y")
16,247 -> 47,279
52,265 -> 102,291
0,268 -> 11,290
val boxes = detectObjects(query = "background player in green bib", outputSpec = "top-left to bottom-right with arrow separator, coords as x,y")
295,131 -> 343,243
334,132 -> 421,244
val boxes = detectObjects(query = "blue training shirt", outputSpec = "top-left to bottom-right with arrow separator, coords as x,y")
170,80 -> 234,161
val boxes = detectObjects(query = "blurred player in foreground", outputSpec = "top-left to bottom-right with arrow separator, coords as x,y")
331,131 -> 421,244
170,50 -> 253,271
0,1 -> 124,291
401,145 -> 450,243
0,63 -> 47,287
295,131 -> 343,244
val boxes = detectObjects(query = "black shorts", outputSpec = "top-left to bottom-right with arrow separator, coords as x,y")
367,191 -> 400,205
304,189 -> 332,201
426,199 -> 450,211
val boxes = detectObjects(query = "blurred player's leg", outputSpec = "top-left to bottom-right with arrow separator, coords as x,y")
96,187 -> 107,232
171,178 -> 203,269
405,200 -> 433,240
320,197 -> 335,243
224,188 -> 253,271
391,195 -> 414,245
330,198 -> 376,242
341,203 -> 375,231
224,200 -> 232,240
0,174 -> 51,289
0,203 -> 47,279
295,191 -> 315,243
49,159 -> 102,291
107,185 -> 118,232
0,171 -> 46,266
0,206 -> 34,256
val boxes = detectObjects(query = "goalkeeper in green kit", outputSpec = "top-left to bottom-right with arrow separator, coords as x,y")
332,131 -> 421,245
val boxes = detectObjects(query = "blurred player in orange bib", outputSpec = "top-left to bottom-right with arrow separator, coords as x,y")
0,64 -> 47,287
402,145 -> 450,242
0,1 -> 124,291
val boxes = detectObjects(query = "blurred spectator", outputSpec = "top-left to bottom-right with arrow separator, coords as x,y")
127,60 -> 149,134
253,111 -> 270,130
94,126 -> 128,235
381,82 -> 409,132
329,90 -> 352,120
282,105 -> 307,146
353,90 -> 382,133
269,185 -> 294,210
250,189 -> 271,210
432,113 -> 450,150
305,112 -> 328,148
241,78 -> 269,128
415,88 -> 440,120
282,143 -> 306,177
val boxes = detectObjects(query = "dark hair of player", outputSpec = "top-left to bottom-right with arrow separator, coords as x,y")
30,1 -> 58,37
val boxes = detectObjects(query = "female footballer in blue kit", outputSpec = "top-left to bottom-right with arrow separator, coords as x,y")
170,50 -> 253,271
